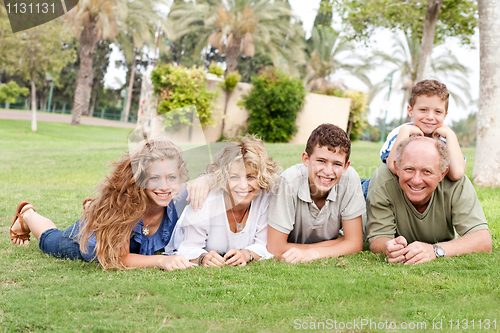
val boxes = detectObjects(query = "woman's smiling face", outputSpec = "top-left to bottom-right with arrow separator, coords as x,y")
226,161 -> 260,207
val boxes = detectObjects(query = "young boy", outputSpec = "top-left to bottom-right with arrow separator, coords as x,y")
267,124 -> 365,263
380,79 -> 465,181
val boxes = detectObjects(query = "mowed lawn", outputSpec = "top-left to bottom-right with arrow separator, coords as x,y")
0,119 -> 499,333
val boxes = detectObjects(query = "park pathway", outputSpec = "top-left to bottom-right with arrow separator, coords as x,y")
0,110 -> 137,128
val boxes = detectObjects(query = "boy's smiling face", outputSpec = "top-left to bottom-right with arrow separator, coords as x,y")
302,145 -> 350,200
408,95 -> 447,135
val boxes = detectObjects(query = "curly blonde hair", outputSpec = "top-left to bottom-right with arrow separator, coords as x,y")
79,139 -> 188,270
207,135 -> 281,192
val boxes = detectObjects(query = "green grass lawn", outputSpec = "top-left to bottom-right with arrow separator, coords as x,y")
1,120 -> 499,332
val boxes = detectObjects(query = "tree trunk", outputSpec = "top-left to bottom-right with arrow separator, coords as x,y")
30,70 -> 37,133
124,51 -> 137,123
225,38 -> 241,73
416,0 -> 443,82
71,18 -> 99,125
89,88 -> 98,117
473,0 -> 500,187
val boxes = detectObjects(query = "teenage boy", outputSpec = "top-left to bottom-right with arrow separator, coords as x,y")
381,79 -> 465,181
267,124 -> 365,263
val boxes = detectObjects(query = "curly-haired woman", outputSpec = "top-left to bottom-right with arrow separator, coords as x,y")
9,139 -> 193,271
167,135 -> 282,267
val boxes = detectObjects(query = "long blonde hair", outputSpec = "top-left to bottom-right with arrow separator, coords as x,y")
79,139 -> 188,269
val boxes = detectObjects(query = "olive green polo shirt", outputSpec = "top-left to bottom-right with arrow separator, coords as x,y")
366,165 -> 488,244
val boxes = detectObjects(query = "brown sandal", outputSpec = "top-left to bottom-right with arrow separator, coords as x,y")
82,197 -> 93,211
10,201 -> 35,245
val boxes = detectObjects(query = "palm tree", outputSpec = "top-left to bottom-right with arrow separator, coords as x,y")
368,32 -> 471,122
65,0 -> 125,125
115,0 -> 168,122
166,0 -> 305,74
304,26 -> 372,92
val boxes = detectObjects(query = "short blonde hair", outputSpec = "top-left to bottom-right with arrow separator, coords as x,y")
207,135 -> 281,192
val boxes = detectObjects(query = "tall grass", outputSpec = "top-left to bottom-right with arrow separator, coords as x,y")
1,120 -> 498,332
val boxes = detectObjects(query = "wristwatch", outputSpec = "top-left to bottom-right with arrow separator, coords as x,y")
433,244 -> 446,258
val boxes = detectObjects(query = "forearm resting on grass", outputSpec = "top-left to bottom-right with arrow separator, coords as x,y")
267,217 -> 363,262
120,252 -> 193,271
370,229 -> 492,265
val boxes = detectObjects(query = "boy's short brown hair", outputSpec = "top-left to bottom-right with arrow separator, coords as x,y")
409,79 -> 449,111
305,124 -> 351,163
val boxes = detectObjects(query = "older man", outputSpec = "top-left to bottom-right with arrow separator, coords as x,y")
366,136 -> 491,265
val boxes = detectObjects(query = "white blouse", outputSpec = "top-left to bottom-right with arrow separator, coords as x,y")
164,190 -> 273,261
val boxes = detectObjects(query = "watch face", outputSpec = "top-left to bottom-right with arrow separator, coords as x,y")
434,245 -> 445,257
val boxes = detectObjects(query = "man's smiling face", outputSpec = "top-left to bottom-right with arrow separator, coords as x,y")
395,140 -> 447,213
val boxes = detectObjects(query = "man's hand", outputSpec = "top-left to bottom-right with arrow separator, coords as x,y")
385,236 -> 409,264
403,241 -> 436,265
281,247 -> 317,264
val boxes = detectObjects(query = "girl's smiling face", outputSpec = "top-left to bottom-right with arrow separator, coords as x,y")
145,159 -> 181,208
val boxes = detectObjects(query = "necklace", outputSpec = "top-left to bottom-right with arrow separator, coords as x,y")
230,203 -> 251,232
142,209 -> 163,236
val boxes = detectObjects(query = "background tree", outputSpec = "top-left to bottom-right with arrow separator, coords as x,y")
336,0 -> 477,81
65,0 -> 124,125
473,0 -> 500,187
167,0 -> 306,74
0,14 -> 76,131
115,0 -> 168,122
367,32 -> 471,124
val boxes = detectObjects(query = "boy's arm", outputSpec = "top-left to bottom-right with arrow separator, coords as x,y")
386,125 -> 424,174
268,216 -> 363,263
433,125 -> 465,181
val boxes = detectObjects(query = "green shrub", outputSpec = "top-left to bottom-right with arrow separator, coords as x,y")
220,71 -> 241,93
317,87 -> 368,142
208,61 -> 225,77
0,81 -> 29,104
151,64 -> 218,127
240,67 -> 306,143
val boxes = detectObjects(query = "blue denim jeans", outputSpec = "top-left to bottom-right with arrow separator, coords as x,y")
360,178 -> 370,200
38,222 -> 87,261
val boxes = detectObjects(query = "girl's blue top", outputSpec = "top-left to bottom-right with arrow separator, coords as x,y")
76,189 -> 188,262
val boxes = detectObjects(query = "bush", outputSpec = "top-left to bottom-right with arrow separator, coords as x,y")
0,81 -> 29,105
220,71 -> 241,93
240,67 -> 306,143
208,61 -> 225,77
151,64 -> 218,127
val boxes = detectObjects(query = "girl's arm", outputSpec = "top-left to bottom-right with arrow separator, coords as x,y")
120,252 -> 193,271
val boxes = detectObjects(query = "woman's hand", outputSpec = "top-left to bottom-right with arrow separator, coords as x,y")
186,175 -> 210,211
158,255 -> 193,271
224,249 -> 251,266
201,250 -> 225,267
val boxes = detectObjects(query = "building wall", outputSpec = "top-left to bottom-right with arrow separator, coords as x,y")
204,78 -> 351,144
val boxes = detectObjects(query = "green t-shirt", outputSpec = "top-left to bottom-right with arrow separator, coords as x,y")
366,165 -> 488,244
